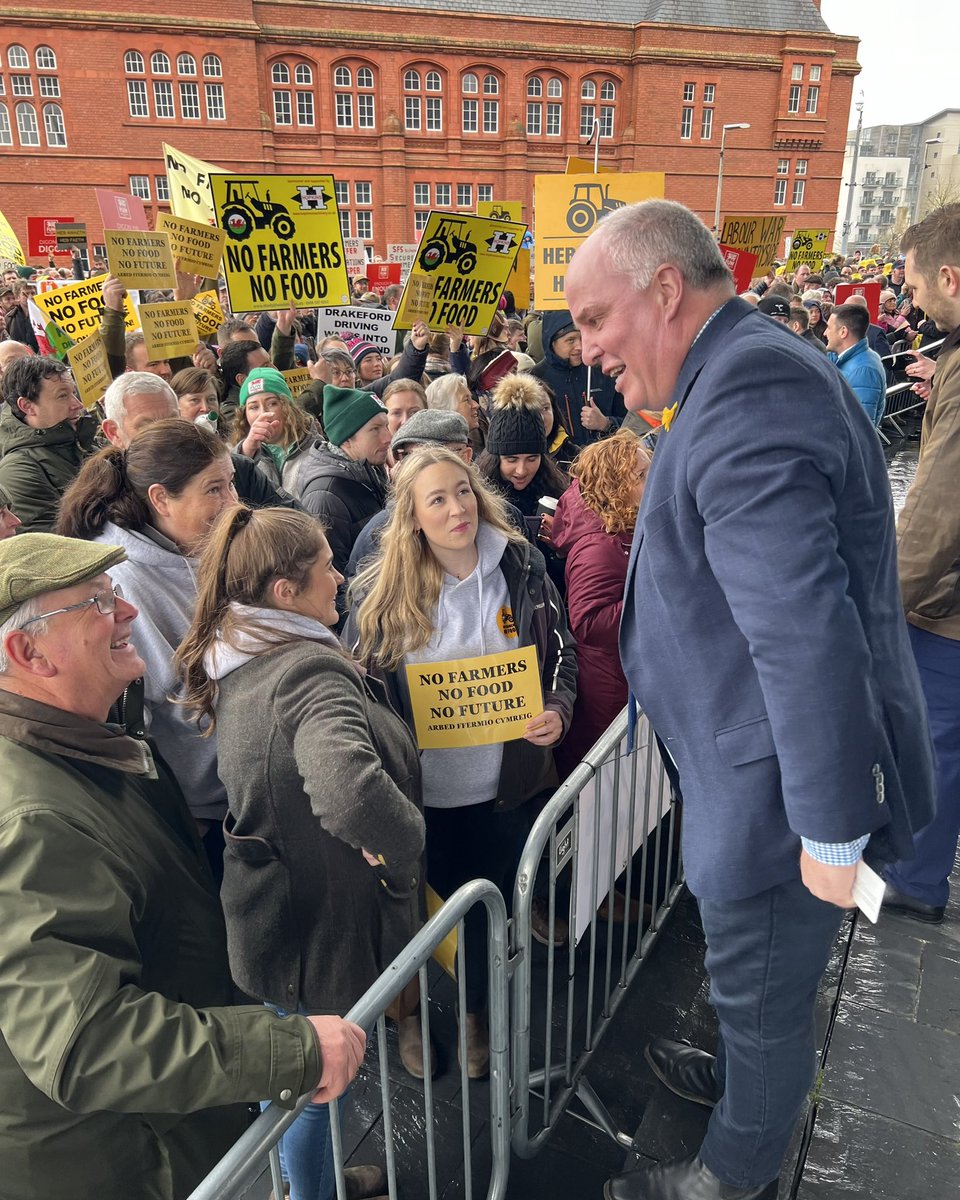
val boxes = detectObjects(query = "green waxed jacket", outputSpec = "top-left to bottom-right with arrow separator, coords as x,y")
0,691 -> 322,1200
0,406 -> 97,531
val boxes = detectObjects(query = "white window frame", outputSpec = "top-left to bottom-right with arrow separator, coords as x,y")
680,106 -> 692,139
788,84 -> 801,114
35,46 -> 57,70
527,77 -> 542,98
129,174 -> 151,200
38,76 -> 60,97
806,86 -> 819,114
297,90 -> 315,126
0,104 -> 11,145
457,183 -> 473,208
703,83 -> 716,103
151,51 -> 171,74
792,179 -> 805,206
405,96 -> 421,131
462,98 -> 477,133
336,92 -> 353,128
483,99 -> 498,133
127,79 -> 149,117
356,210 -> 373,241
124,50 -> 144,73
682,81 -> 695,102
204,83 -> 225,120
426,96 -> 442,131
177,53 -> 196,75
273,90 -> 292,125
700,108 -> 713,140
7,46 -> 28,70
435,183 -> 451,207
355,181 -> 372,206
295,63 -> 313,86
546,101 -> 561,136
202,54 -> 222,78
179,82 -> 200,119
774,179 -> 787,206
413,182 -> 430,206
153,80 -> 175,119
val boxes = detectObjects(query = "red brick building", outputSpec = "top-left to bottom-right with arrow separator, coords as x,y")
0,0 -> 858,267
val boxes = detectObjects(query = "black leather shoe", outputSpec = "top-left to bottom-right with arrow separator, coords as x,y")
644,1039 -> 721,1108
882,884 -> 945,925
604,1154 -> 778,1200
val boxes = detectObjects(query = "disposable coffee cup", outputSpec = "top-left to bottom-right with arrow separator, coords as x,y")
537,496 -> 559,519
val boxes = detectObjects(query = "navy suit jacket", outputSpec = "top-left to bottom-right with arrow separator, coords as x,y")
620,298 -> 935,901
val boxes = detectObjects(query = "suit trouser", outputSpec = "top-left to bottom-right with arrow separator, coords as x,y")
697,878 -> 844,1189
885,624 -> 960,907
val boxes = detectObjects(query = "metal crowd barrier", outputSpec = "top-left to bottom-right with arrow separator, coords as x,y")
510,705 -> 683,1157
880,336 -> 944,433
188,878 -> 512,1200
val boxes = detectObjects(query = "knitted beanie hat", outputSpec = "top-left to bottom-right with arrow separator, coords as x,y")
344,336 -> 382,366
486,373 -> 547,456
238,367 -> 294,408
322,385 -> 387,446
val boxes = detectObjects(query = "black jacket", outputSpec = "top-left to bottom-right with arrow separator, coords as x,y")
528,309 -> 625,444
5,305 -> 39,353
230,452 -> 301,510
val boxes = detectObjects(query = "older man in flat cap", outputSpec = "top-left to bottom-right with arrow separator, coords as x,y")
0,534 -> 366,1200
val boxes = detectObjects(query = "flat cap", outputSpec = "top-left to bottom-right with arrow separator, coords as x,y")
391,408 -> 469,452
0,534 -> 127,625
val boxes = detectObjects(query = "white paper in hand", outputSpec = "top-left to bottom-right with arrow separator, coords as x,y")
852,860 -> 885,924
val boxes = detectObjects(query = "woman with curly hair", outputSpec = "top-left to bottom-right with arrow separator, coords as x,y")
230,366 -> 320,494
551,431 -> 650,776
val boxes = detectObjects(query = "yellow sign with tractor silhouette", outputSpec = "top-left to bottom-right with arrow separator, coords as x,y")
533,172 -> 665,309
210,173 -> 350,313
395,210 -> 527,334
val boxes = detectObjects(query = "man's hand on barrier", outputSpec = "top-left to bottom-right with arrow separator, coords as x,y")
523,709 -> 563,747
906,350 -> 936,382
307,1016 -> 366,1104
799,849 -> 857,909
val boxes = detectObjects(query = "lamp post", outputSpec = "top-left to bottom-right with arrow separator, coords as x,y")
840,96 -> 864,256
714,123 -> 750,235
913,136 -> 944,224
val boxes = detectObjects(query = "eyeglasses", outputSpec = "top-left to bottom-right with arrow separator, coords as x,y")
19,584 -> 124,628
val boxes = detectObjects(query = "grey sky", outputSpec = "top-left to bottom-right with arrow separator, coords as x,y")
820,0 -> 956,128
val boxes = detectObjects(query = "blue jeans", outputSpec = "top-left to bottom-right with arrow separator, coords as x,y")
264,1006 -> 351,1200
697,878 -> 844,1189
885,624 -> 960,907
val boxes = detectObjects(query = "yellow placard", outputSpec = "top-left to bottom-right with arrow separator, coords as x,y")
718,215 -> 787,276
211,173 -> 350,314
477,200 -> 523,223
66,334 -> 112,410
139,301 -> 199,361
0,207 -> 25,266
104,229 -> 177,289
565,156 -> 616,175
156,213 -> 225,278
191,290 -> 224,339
404,646 -> 543,750
34,274 -> 140,340
163,142 -> 224,226
282,366 -> 312,395
506,248 -> 531,305
785,228 -> 832,273
395,211 -> 527,335
533,172 -> 665,309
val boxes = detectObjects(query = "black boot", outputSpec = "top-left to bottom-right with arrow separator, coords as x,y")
644,1039 -> 721,1108
604,1154 -> 778,1200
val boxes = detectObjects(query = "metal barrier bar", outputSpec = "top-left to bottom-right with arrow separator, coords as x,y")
188,878 -> 511,1200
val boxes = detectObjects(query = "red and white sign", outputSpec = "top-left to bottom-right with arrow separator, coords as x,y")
27,215 -> 75,258
366,262 -> 402,297
95,189 -> 148,233
834,281 -> 881,323
718,244 -> 759,295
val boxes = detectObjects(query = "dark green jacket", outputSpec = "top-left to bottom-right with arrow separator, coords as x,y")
0,407 -> 97,532
0,691 -> 322,1200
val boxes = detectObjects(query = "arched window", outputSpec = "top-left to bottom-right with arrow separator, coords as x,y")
462,73 -> 478,94
177,53 -> 196,75
547,77 -> 563,98
581,80 -> 596,100
124,50 -> 144,73
43,102 -> 66,146
527,77 -> 542,98
528,75 -> 562,137
600,80 -> 616,101
334,65 -> 353,127
404,70 -> 421,130
426,71 -> 442,92
7,46 -> 28,70
335,65 -> 351,87
35,46 -> 57,70
483,74 -> 498,95
0,105 -> 11,146
295,63 -> 313,85
357,66 -> 373,89
151,51 -> 171,74
404,70 -> 421,91
202,54 -> 222,77
15,101 -> 39,146
272,62 -> 289,84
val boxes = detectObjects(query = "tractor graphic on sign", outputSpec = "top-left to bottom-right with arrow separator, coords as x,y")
486,205 -> 512,222
565,183 -> 626,233
418,219 -> 478,275
221,181 -> 296,241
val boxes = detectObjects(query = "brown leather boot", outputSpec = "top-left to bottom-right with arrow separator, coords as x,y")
458,1012 -> 490,1079
397,1013 -> 438,1080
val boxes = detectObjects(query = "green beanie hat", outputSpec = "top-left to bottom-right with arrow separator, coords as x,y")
322,385 -> 387,447
238,366 -> 294,408
0,533 -> 127,625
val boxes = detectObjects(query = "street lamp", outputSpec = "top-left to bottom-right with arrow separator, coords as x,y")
714,123 -> 750,234
913,136 -> 944,223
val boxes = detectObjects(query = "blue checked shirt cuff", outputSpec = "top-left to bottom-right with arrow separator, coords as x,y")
801,834 -> 870,866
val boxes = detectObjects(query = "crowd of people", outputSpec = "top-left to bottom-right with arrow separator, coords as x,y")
0,198 -> 957,1200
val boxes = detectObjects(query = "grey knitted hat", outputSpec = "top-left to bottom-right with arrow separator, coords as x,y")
391,409 -> 470,452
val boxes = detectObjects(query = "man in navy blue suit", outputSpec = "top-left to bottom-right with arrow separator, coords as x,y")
566,200 -> 935,1200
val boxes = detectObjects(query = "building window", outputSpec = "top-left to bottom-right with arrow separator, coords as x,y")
482,99 -> 498,133
335,180 -> 349,207
297,90 -> 315,125
404,69 -> 420,91
336,91 -> 352,127
777,158 -> 790,174
580,104 -> 595,138
703,83 -> 716,103
680,107 -> 693,139
39,75 -> 59,97
273,90 -> 291,125
791,63 -> 803,81
414,182 -> 430,206
0,104 -> 11,145
7,46 -> 28,70
462,72 -> 478,94
358,66 -> 373,89
177,53 -> 196,75
405,96 -> 421,130
483,74 -> 498,95
179,82 -> 200,119
810,65 -> 821,82
415,211 -> 430,233
528,77 -> 542,98
882,190 -> 895,205
0,77 -> 5,96
548,77 -> 563,99
124,50 -> 144,73
478,184 -> 493,204
462,98 -> 478,133
788,84 -> 801,114
862,191 -> 874,205
457,183 -> 473,208
153,80 -> 174,118
43,102 -> 66,146
130,175 -> 151,200
205,83 -> 225,120
295,63 -> 313,86
426,96 -> 442,131
151,51 -> 171,74
358,92 -> 374,128
792,180 -> 805,206
127,79 -> 149,117
12,75 -> 31,96
682,81 -> 695,102
426,71 -> 442,92
859,208 -> 871,226
339,210 -> 351,239
599,106 -> 614,138
805,86 -> 819,114
700,108 -> 713,139
335,66 -> 351,87
272,62 -> 290,84
774,178 -> 787,206
527,102 -> 542,135
356,210 -> 373,240
879,208 -> 893,225
582,79 -> 596,100
795,158 -> 808,176
884,171 -> 897,186
202,54 -> 222,77
155,174 -> 170,201
355,181 -> 371,206
435,183 -> 451,207
546,101 -> 562,136
35,45 -> 57,70
15,101 -> 38,145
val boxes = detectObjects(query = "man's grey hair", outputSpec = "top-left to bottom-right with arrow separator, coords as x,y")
103,372 -> 178,427
0,595 -> 48,675
426,373 -> 468,411
591,199 -> 732,292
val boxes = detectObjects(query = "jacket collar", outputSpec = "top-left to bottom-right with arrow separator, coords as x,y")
669,297 -> 755,420
836,338 -> 869,366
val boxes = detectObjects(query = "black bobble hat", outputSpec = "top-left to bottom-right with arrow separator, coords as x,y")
485,403 -> 546,457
